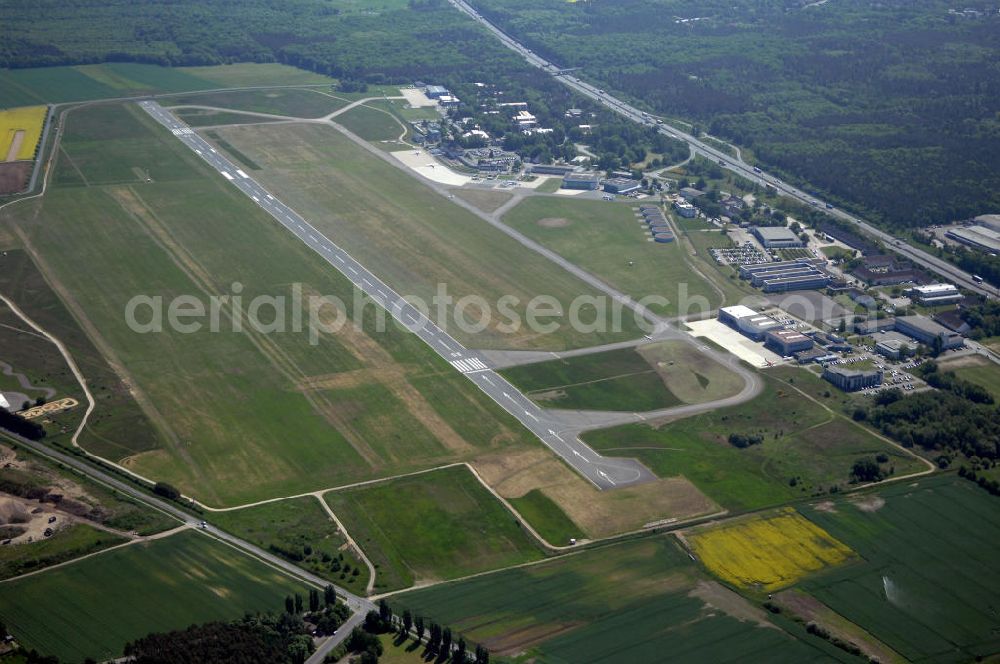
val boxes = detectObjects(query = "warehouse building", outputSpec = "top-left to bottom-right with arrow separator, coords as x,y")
738,259 -> 831,292
895,315 -> 965,350
604,178 -> 641,194
823,366 -> 883,392
875,338 -> 915,360
764,328 -> 814,356
946,226 -> 1000,254
425,85 -> 449,98
561,173 -> 602,190
529,164 -> 576,176
718,305 -> 782,341
753,226 -> 804,248
907,283 -> 963,306
855,317 -> 896,335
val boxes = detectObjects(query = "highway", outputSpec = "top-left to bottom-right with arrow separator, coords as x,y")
447,0 -> 994,299
138,100 -> 655,491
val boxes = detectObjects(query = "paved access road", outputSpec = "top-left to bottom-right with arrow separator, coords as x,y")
138,101 -> 654,490
447,0 -> 995,299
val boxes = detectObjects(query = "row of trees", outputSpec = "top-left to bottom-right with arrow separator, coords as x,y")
345,599 -> 489,664
0,407 -> 45,440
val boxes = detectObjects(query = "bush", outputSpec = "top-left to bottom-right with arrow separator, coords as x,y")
152,482 -> 181,500
728,432 -> 764,449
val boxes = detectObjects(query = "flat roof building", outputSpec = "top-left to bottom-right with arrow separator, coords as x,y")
604,178 -> 641,194
946,226 -> 1000,253
561,172 -> 602,190
679,187 -> 705,200
718,305 -> 782,340
875,338 -> 915,360
529,164 -> 576,176
674,201 -> 697,218
907,283 -> 963,305
753,226 -> 804,248
425,85 -> 449,98
738,259 -> 830,292
823,366 -> 882,392
895,315 -> 965,350
764,328 -> 814,356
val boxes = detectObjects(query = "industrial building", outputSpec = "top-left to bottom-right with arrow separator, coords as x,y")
752,226 -> 804,248
855,317 -> 896,335
604,178 -> 641,194
674,201 -> 697,218
823,365 -> 883,392
907,283 -> 963,305
875,338 -> 915,360
529,164 -> 576,176
738,259 -> 831,293
764,328 -> 814,356
425,85 -> 449,98
718,305 -> 782,341
679,187 -> 705,200
946,225 -> 1000,253
561,173 -> 602,190
895,315 -> 965,350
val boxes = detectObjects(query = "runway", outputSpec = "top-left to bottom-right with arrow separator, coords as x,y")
137,100 -> 655,490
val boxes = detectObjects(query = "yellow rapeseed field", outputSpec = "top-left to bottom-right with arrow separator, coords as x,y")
688,508 -> 854,591
0,106 -> 47,161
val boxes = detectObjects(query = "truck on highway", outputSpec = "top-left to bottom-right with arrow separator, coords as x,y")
973,274 -> 984,283
753,166 -> 762,174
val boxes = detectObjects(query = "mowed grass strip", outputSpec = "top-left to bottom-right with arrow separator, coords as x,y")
324,465 -> 543,592
0,530 -> 305,663
687,508 -> 855,592
214,122 -> 643,350
800,476 -> 1000,663
0,106 -> 47,160
501,197 -> 730,317
391,536 -> 834,662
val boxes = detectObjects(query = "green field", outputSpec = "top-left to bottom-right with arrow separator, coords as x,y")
213,121 -> 643,350
167,88 -> 349,118
508,489 -> 581,546
502,347 -> 679,411
0,63 -> 336,108
501,340 -> 743,412
501,197 -> 741,317
0,524 -> 126,581
0,530 -> 306,662
946,357 -> 1000,401
584,368 -> 925,511
209,496 -> 368,595
799,477 -> 1000,663
336,102 -> 409,144
172,108 -> 281,128
2,103 -> 541,505
324,466 -> 543,592
391,535 -> 844,662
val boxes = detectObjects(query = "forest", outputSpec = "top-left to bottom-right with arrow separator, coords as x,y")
468,0 -> 1000,229
0,0 -> 524,83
